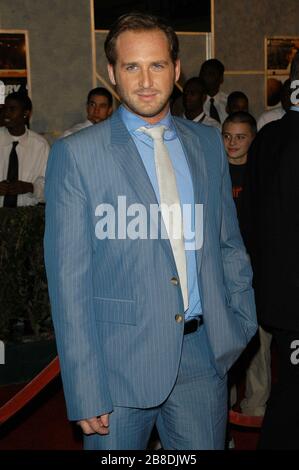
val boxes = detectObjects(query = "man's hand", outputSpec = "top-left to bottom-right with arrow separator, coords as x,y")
6,181 -> 34,195
0,181 -> 9,196
77,414 -> 110,435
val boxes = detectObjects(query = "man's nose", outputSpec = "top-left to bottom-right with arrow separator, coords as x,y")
139,68 -> 153,88
229,135 -> 238,145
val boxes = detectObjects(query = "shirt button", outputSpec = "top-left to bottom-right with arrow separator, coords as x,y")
175,314 -> 184,323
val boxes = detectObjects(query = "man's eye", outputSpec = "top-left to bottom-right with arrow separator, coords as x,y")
152,63 -> 164,70
126,65 -> 138,71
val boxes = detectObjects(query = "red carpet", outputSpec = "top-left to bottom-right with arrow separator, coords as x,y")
0,378 -> 82,450
231,426 -> 260,450
0,378 -> 260,450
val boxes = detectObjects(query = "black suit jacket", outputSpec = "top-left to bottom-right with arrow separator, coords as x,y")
241,110 -> 299,332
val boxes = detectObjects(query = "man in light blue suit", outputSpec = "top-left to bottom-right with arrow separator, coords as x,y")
44,13 -> 257,450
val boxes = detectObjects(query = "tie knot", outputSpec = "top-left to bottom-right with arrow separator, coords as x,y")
210,98 -> 214,104
138,125 -> 166,141
12,141 -> 18,149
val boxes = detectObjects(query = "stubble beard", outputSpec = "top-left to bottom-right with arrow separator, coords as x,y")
116,86 -> 173,119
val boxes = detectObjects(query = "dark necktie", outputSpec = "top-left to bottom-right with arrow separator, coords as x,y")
209,98 -> 221,123
3,141 -> 19,208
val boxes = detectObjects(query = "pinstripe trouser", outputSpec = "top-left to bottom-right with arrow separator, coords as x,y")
84,324 -> 227,450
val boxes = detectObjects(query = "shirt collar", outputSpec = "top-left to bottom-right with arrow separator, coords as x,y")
290,105 -> 299,112
193,112 -> 205,122
207,91 -> 220,101
119,105 -> 176,140
1,126 -> 28,147
206,90 -> 227,104
182,112 -> 205,122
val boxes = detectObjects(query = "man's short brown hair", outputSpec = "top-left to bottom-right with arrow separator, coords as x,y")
104,12 -> 179,66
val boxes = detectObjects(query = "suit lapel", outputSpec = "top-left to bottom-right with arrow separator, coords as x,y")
109,111 -> 158,206
173,119 -> 209,272
109,111 -> 177,269
109,112 -> 209,273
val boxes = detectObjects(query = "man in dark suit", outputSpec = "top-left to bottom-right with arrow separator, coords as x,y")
242,52 -> 299,449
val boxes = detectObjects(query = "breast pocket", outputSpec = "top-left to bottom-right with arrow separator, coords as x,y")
93,297 -> 136,325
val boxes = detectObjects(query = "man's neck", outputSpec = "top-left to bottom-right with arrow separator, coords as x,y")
7,125 -> 26,137
207,88 -> 219,98
185,108 -> 203,121
228,155 -> 247,165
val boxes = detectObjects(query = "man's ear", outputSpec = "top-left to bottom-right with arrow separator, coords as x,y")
107,64 -> 116,86
108,106 -> 113,116
174,59 -> 181,84
23,110 -> 31,121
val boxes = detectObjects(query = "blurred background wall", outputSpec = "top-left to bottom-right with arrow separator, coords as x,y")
1,0 -> 299,140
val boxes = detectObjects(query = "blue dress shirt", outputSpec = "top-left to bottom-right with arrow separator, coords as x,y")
119,105 -> 202,320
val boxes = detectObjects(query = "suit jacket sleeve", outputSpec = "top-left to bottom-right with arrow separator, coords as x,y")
44,139 -> 113,421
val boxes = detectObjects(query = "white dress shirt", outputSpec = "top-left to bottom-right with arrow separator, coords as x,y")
257,105 -> 285,131
61,119 -> 92,138
0,127 -> 49,207
203,90 -> 228,124
183,111 -> 221,130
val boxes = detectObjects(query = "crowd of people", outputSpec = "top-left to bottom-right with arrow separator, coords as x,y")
1,12 -> 298,450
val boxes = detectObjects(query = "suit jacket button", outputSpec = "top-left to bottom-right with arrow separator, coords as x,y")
170,276 -> 179,286
175,314 -> 184,323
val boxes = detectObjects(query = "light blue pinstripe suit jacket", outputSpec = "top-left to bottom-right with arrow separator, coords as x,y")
44,110 -> 257,421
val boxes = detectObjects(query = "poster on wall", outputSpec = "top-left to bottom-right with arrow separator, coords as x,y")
0,31 -> 30,104
265,36 -> 299,108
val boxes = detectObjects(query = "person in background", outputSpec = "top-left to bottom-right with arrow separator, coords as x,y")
242,52 -> 299,449
61,87 -> 113,137
235,80 -> 291,419
226,91 -> 249,115
182,77 -> 221,129
222,112 -> 256,218
199,59 -> 228,124
257,79 -> 291,131
266,78 -> 282,108
0,92 -> 49,207
222,112 -> 259,424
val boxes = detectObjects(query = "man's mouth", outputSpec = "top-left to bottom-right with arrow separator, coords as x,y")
137,90 -> 158,98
